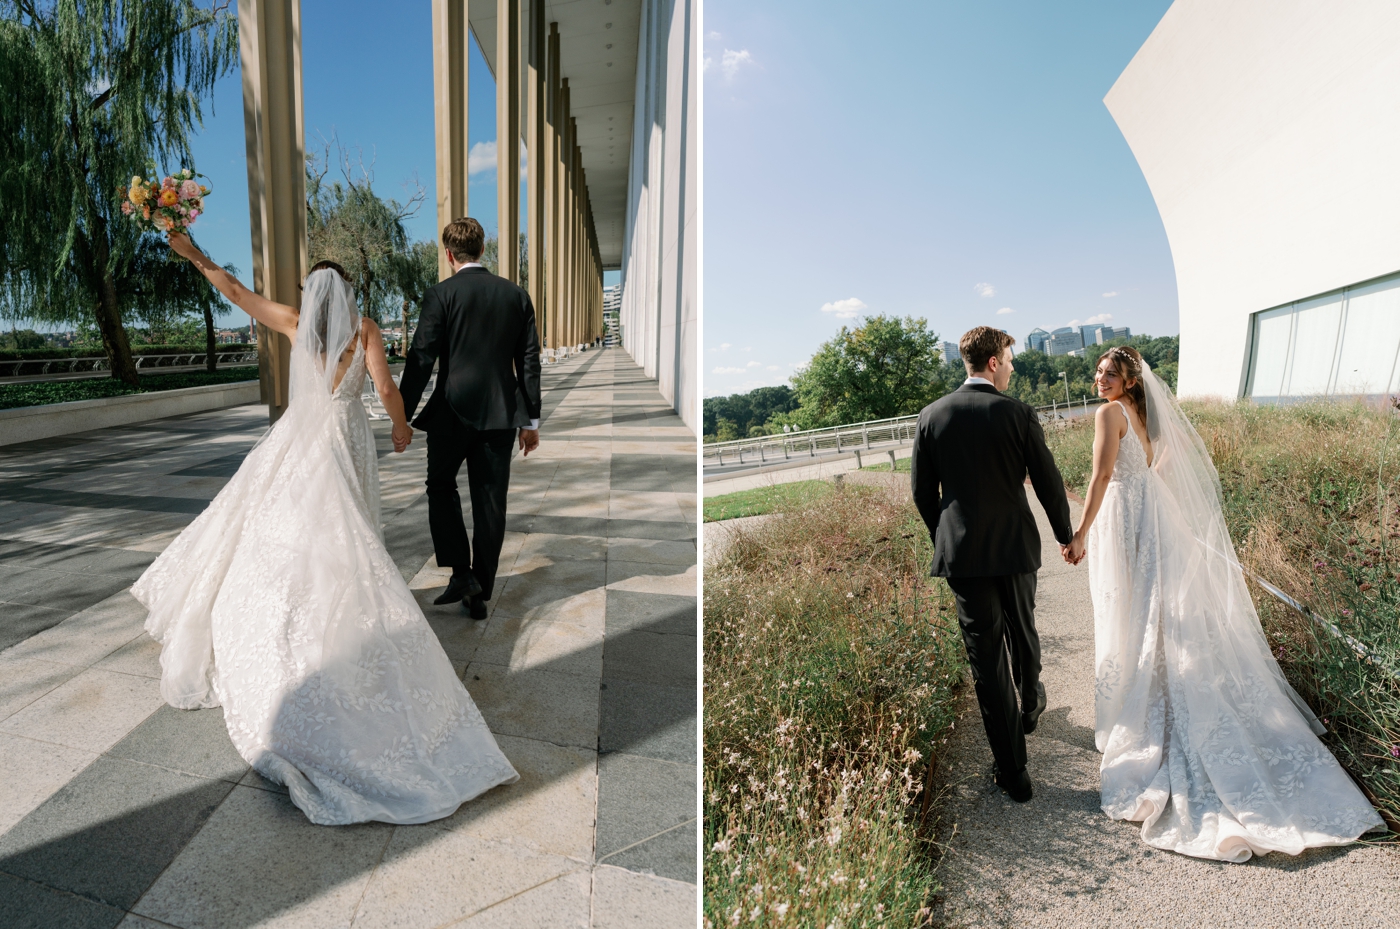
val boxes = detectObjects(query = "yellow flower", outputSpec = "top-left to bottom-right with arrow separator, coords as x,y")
128,186 -> 148,205
131,175 -> 143,188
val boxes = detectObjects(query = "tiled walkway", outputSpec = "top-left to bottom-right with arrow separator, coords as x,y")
0,348 -> 697,928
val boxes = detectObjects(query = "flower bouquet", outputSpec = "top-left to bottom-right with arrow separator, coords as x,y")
120,169 -> 210,235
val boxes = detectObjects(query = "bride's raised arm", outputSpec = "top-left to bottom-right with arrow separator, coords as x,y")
1069,401 -> 1125,562
167,232 -> 300,339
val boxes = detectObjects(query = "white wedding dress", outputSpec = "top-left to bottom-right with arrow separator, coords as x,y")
1088,373 -> 1383,861
132,270 -> 518,825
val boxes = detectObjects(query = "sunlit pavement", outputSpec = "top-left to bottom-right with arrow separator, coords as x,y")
0,347 -> 697,928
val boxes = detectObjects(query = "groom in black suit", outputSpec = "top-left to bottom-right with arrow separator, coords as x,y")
399,217 -> 542,620
911,326 -> 1073,802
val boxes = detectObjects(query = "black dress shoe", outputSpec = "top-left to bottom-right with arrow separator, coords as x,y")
433,572 -> 483,606
1022,682 -> 1047,735
994,766 -> 1033,803
466,595 -> 489,620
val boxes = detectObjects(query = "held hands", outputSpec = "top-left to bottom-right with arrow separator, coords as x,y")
392,422 -> 413,454
1061,532 -> 1086,566
518,428 -> 540,457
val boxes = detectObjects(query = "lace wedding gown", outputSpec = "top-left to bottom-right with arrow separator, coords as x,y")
132,271 -> 518,825
1088,394 -> 1383,861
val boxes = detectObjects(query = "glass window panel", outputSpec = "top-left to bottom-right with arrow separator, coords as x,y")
1249,305 -> 1293,399
1334,275 -> 1400,396
1284,293 -> 1343,395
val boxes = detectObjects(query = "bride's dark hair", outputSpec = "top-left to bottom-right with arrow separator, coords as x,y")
1099,345 -> 1148,430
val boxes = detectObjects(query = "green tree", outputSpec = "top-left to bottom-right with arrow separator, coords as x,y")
779,315 -> 948,429
306,140 -> 425,323
126,236 -> 235,369
386,239 -> 437,357
0,0 -> 238,385
702,385 -> 799,438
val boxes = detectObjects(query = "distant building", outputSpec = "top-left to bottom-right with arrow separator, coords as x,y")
1080,324 -> 1106,345
939,340 -> 961,364
1025,328 -> 1050,353
1068,347 -> 1088,358
1047,326 -> 1083,356
1096,325 -> 1132,343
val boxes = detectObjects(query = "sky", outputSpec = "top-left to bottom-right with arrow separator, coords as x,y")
181,0 -> 616,329
702,0 -> 1179,397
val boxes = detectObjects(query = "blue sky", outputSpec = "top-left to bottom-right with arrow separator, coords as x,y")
702,0 -> 1178,397
184,0 -> 619,329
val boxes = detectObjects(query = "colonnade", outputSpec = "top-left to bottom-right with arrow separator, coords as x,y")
431,0 -> 604,361
238,0 -> 610,426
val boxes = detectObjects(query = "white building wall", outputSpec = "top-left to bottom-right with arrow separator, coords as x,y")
619,0 -> 698,433
1105,0 -> 1400,398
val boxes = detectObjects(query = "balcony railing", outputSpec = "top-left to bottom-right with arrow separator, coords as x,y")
702,396 -> 1108,471
0,350 -> 259,379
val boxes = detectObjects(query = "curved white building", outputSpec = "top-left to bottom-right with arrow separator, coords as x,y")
1106,0 -> 1400,400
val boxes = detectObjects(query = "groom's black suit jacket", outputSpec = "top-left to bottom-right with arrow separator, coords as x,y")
398,267 -> 542,431
911,382 -> 1072,578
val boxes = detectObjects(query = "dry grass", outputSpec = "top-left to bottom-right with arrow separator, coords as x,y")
703,481 -> 966,928
1048,400 -> 1400,823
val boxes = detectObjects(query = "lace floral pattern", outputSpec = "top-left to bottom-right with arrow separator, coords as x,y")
133,337 -> 518,825
1087,402 -> 1382,861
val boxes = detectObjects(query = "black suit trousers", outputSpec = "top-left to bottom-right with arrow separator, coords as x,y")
425,420 -> 516,600
945,572 -> 1040,776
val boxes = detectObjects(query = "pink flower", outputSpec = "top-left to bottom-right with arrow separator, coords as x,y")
180,179 -> 200,200
121,200 -> 133,215
187,209 -> 199,220
1391,745 -> 1399,758
162,175 -> 176,189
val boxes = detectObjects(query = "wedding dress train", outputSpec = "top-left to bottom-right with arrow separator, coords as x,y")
132,270 -> 518,825
1087,381 -> 1383,862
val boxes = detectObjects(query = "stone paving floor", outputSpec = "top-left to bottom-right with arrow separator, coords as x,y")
0,348 -> 698,928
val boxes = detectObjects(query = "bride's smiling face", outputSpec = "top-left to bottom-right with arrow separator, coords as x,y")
1095,358 -> 1133,400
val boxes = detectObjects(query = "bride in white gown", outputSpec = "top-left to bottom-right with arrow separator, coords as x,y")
132,234 -> 518,825
1064,345 -> 1383,861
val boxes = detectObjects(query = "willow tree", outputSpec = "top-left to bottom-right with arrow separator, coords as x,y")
0,0 -> 237,385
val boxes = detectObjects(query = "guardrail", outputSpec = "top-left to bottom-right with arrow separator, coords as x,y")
702,396 -> 1109,469
1,350 -> 259,379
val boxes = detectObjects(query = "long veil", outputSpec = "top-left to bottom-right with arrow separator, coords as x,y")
293,268 -> 360,400
1140,363 -> 1325,733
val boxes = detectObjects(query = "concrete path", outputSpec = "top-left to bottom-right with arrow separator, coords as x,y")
932,495 -> 1400,928
0,348 -> 697,928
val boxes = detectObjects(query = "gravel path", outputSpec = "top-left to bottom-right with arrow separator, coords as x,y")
929,494 -> 1400,928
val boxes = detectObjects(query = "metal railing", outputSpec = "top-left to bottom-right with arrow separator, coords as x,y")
0,350 -> 259,379
702,396 -> 1110,470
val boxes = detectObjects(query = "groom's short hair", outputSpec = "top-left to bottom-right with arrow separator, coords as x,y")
442,218 -> 486,262
960,327 -> 1015,372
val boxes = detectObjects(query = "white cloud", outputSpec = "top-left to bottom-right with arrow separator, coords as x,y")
468,141 -> 496,175
974,282 -> 996,298
1102,291 -> 1119,298
820,297 -> 867,319
996,307 -> 1014,315
467,140 -> 526,176
718,342 -> 731,351
712,366 -> 745,375
767,365 -> 780,371
707,30 -> 722,39
702,55 -> 713,73
721,49 -> 752,79
744,346 -> 753,352
746,361 -> 761,368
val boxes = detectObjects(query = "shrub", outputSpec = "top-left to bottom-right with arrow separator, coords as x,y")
0,367 -> 258,410
704,482 -> 965,927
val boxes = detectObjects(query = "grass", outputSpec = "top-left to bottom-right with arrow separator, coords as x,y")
0,367 -> 259,410
703,480 -> 833,522
704,480 -> 966,928
1047,400 -> 1400,824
